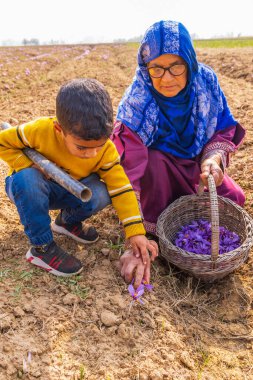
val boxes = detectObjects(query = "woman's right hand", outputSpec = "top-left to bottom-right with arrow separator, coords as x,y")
200,154 -> 224,187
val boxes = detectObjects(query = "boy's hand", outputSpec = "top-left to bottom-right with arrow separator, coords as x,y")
128,235 -> 158,265
119,249 -> 151,288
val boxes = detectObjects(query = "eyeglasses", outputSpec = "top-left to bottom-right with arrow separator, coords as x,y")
147,63 -> 186,78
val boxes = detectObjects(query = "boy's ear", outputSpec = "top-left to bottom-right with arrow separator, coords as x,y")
53,120 -> 63,133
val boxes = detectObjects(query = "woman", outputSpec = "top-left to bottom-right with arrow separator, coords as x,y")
112,20 -> 245,237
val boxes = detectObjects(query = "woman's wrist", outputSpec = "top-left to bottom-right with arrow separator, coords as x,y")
201,149 -> 226,173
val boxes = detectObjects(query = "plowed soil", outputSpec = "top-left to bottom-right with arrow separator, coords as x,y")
0,44 -> 253,380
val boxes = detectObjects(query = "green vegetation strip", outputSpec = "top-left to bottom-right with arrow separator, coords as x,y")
128,38 -> 253,49
194,38 -> 253,48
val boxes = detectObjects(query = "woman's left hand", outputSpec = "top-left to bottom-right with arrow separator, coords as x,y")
200,154 -> 224,187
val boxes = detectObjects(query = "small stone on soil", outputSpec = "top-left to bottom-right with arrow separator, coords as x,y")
100,310 -> 121,326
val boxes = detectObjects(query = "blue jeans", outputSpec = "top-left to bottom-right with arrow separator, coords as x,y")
5,168 -> 111,246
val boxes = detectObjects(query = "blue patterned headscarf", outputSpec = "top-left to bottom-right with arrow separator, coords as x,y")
116,20 -> 237,158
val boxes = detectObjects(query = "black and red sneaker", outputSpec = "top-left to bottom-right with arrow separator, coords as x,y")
51,213 -> 99,244
26,241 -> 83,277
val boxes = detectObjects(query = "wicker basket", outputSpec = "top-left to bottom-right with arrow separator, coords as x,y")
156,175 -> 253,282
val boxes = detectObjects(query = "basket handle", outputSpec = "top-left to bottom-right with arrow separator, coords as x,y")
198,175 -> 220,262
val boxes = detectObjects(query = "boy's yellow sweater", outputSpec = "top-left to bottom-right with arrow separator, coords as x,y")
0,117 -> 146,239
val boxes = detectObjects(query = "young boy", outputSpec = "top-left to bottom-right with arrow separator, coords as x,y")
0,78 -> 158,277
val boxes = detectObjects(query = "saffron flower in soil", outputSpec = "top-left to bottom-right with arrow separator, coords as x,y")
142,280 -> 154,291
23,351 -> 32,373
128,280 -> 154,304
128,283 -> 145,303
174,219 -> 240,255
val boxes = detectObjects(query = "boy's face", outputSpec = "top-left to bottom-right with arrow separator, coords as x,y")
54,122 -> 107,159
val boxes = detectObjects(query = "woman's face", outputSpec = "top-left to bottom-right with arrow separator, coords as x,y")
147,53 -> 188,97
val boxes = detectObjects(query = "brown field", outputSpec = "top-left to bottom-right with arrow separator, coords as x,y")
0,44 -> 253,380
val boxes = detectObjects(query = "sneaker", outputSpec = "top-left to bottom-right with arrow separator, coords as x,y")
51,213 -> 99,244
26,241 -> 83,277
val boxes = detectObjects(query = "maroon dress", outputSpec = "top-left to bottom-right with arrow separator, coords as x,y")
112,122 -> 246,235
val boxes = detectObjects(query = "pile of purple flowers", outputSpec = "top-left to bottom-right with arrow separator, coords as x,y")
174,219 -> 240,255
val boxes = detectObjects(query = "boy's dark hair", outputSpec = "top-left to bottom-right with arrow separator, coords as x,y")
56,78 -> 113,140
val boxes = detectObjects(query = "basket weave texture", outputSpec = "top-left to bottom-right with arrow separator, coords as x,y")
156,175 -> 253,282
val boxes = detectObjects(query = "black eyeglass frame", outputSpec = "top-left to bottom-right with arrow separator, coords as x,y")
147,63 -> 187,78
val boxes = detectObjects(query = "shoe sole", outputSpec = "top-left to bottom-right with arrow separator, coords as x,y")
26,249 -> 83,277
51,222 -> 99,244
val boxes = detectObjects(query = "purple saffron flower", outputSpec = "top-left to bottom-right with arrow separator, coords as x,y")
27,352 -> 32,364
128,284 -> 145,303
174,219 -> 240,255
23,351 -> 32,373
142,280 -> 153,291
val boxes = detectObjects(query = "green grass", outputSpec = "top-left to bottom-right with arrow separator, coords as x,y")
0,268 -> 40,298
197,348 -> 211,379
194,37 -> 253,48
127,42 -> 139,49
109,238 -> 124,250
79,365 -> 86,380
0,268 -> 13,281
56,276 -> 90,299
128,37 -> 253,49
